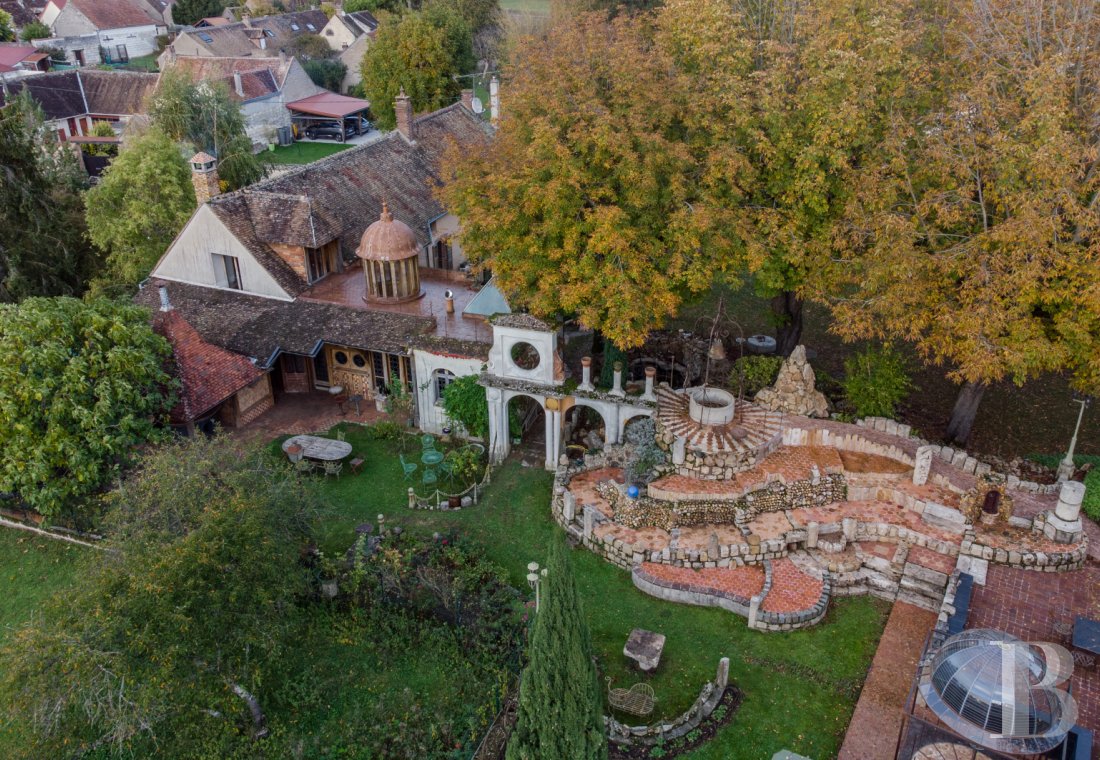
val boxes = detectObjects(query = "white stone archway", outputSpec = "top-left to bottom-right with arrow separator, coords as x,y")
619,409 -> 653,442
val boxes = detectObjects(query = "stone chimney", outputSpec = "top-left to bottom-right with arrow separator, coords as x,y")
158,285 -> 172,312
460,88 -> 474,111
190,151 -> 220,205
233,71 -> 244,98
395,87 -> 415,141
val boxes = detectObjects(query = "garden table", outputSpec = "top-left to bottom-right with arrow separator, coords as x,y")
421,449 -> 444,485
282,435 -> 353,462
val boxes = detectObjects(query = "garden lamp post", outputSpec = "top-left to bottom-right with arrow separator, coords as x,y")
527,561 -> 541,612
1057,395 -> 1092,482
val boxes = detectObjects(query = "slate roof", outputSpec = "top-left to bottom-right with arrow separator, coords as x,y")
0,1 -> 41,28
0,69 -> 155,119
139,280 -> 437,364
163,55 -> 290,102
153,306 -> 264,422
65,0 -> 154,29
340,10 -> 377,36
175,10 -> 328,57
203,102 -> 492,297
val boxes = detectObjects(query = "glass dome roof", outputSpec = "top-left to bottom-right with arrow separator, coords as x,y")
919,629 -> 1078,755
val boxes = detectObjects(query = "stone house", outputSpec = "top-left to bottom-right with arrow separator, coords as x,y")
38,0 -> 166,66
137,95 -> 502,432
163,9 -> 328,60
0,68 -> 157,140
160,53 -> 324,146
319,9 -> 377,93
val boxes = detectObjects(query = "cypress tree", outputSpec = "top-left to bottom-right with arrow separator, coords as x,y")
506,534 -> 607,760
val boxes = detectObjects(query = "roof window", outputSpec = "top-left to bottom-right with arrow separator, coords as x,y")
290,23 -> 299,31
306,23 -> 316,31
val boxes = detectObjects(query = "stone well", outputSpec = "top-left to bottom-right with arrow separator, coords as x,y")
687,386 -> 736,427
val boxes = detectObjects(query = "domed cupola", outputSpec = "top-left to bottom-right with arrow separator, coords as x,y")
357,202 -> 422,303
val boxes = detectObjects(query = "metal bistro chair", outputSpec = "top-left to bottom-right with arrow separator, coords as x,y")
420,434 -> 436,451
439,454 -> 456,483
323,460 -> 343,477
295,458 -> 316,475
335,430 -> 346,442
399,453 -> 417,480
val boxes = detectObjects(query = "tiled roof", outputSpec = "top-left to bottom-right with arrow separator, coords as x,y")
204,102 -> 492,296
138,280 -> 437,364
0,43 -> 38,68
153,306 -> 264,422
67,0 -> 153,29
163,55 -> 290,101
0,69 -> 154,119
80,69 -> 157,115
408,334 -> 491,361
176,9 -> 328,57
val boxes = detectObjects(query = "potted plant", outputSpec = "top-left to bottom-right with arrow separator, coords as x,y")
286,443 -> 303,463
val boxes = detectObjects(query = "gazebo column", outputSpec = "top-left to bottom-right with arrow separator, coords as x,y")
544,400 -> 562,470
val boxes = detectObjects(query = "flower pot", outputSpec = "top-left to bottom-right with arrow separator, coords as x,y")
448,495 -> 461,509
286,444 -> 303,463
375,395 -> 388,412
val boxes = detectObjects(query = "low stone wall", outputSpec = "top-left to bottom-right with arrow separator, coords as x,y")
609,474 -> 846,530
751,574 -> 832,632
606,657 -> 731,746
925,570 -> 965,665
960,532 -> 1087,571
632,565 -> 755,617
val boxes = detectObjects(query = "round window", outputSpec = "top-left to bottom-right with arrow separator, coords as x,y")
334,351 -> 349,365
352,354 -> 367,368
510,341 -> 541,370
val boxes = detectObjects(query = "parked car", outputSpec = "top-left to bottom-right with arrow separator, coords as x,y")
304,121 -> 354,141
351,116 -> 374,133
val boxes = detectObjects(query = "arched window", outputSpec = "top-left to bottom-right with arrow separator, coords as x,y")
433,369 -> 457,405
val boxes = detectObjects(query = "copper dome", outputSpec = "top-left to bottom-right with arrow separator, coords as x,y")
357,202 -> 419,262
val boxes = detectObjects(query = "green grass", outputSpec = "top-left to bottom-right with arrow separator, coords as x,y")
501,0 -> 551,13
119,53 -> 159,72
298,423 -> 891,759
0,529 -> 85,644
267,141 -> 353,165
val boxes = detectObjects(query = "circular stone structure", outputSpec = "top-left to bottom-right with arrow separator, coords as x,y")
687,386 -> 736,427
357,202 -> 423,303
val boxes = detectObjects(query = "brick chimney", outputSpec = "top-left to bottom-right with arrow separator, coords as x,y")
460,88 -> 474,111
190,152 -> 220,205
395,87 -> 415,142
233,71 -> 244,98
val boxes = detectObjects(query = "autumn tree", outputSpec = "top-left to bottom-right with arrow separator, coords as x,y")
149,70 -> 266,190
0,298 -> 173,518
439,12 -> 746,348
830,0 -> 1100,443
360,10 -> 472,129
0,91 -> 101,301
85,128 -> 196,289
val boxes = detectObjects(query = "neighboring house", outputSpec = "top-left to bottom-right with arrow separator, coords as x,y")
194,16 -> 230,28
38,0 -> 167,66
160,53 -> 324,146
0,42 -> 51,77
319,10 -> 376,93
0,68 -> 156,139
164,9 -> 328,60
139,95 -> 503,435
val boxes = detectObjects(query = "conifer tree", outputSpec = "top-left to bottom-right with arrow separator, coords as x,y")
506,535 -> 607,760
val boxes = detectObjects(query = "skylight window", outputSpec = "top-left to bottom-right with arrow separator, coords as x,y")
198,32 -> 213,43
264,29 -> 275,37
306,23 -> 316,31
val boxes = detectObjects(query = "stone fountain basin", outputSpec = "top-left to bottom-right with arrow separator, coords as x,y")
687,387 -> 736,426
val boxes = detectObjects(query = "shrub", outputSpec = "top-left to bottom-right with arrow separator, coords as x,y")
730,355 -> 783,396
440,374 -> 490,439
366,420 -> 404,441
1084,469 -> 1100,522
840,346 -> 913,419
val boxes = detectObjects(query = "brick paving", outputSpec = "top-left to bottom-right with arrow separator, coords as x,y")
639,562 -> 766,602
742,510 -> 795,541
906,545 -> 957,575
838,602 -> 938,760
790,500 -> 961,544
966,563 -> 1100,740
568,467 -> 624,518
761,557 -> 825,614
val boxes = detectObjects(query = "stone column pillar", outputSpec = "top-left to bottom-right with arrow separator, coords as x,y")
563,489 -> 576,522
610,361 -> 625,398
544,402 -> 557,470
642,366 -> 657,402
1055,480 -> 1086,522
806,521 -> 820,549
579,356 -> 594,391
715,657 -> 730,690
486,388 -> 509,463
607,403 -> 621,445
583,505 -> 595,540
913,445 -> 935,486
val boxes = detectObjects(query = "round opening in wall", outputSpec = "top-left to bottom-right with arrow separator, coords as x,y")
334,351 -> 348,365
510,341 -> 541,370
352,354 -> 367,368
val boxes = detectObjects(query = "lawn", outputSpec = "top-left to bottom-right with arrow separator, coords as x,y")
0,529 -> 86,755
501,0 -> 551,13
267,141 -> 353,165
119,53 -> 159,72
296,423 -> 890,759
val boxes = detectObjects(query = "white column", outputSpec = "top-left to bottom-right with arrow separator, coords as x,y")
544,404 -> 556,470
606,404 -> 621,445
486,388 -> 509,463
610,361 -> 625,398
579,356 -> 594,392
489,75 -> 500,124
1055,480 -> 1086,522
641,365 -> 657,402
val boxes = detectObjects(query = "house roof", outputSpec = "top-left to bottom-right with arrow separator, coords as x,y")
0,1 -> 41,28
201,102 -> 492,297
162,55 -> 291,102
337,10 -> 377,36
196,16 -> 230,27
64,0 -> 154,29
0,69 -> 156,119
139,280 -> 437,365
287,91 -> 370,118
175,9 -> 328,57
0,43 -> 38,69
153,306 -> 264,422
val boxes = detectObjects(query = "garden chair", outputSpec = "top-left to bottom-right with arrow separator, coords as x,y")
399,454 -> 417,480
295,459 -> 316,475
323,460 -> 343,477
606,678 -> 656,717
439,455 -> 456,483
335,430 -> 346,442
420,434 -> 436,451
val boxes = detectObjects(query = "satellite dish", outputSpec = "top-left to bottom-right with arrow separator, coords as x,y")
471,96 -> 485,114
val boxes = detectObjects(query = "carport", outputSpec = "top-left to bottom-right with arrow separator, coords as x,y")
287,92 -> 372,142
